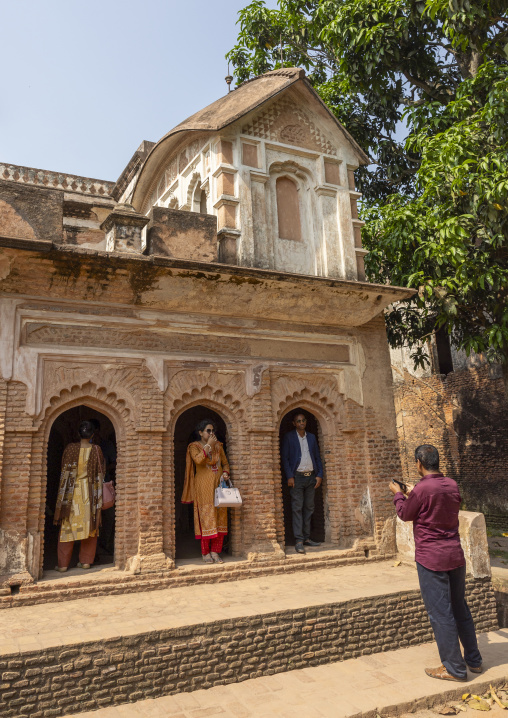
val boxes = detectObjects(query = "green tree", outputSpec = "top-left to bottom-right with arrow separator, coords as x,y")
227,0 -> 508,388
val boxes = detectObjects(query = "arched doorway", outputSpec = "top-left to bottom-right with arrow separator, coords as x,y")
44,405 -> 117,571
174,406 -> 228,560
279,408 -> 325,547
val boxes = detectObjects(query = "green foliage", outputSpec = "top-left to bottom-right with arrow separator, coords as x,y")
227,0 -> 508,203
228,0 -> 508,370
363,61 -> 508,367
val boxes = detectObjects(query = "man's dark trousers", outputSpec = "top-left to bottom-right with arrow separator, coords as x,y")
290,471 -> 316,542
417,562 -> 482,679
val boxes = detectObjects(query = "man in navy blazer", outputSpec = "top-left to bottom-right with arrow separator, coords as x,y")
281,413 -> 324,554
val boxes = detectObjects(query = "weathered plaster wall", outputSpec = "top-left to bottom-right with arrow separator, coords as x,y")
0,181 -> 63,242
0,245 -> 407,584
147,207 -> 218,262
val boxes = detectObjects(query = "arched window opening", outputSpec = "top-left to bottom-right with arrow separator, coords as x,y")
276,176 -> 302,241
279,407 -> 325,547
174,406 -> 228,561
44,405 -> 117,573
199,190 -> 208,214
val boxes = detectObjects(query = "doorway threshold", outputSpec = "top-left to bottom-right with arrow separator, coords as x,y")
40,562 -> 119,585
2,545 -> 389,609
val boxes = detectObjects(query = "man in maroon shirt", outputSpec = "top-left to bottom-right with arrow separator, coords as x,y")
390,444 -> 482,682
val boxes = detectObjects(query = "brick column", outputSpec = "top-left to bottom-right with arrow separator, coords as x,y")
0,429 -> 36,583
0,378 -> 7,518
242,373 -> 284,559
130,428 -> 173,573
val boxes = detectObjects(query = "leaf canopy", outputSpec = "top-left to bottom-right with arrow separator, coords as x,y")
228,0 -> 508,373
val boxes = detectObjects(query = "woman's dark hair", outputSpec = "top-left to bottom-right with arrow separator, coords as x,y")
415,444 -> 440,471
78,420 -> 94,439
195,418 -> 216,435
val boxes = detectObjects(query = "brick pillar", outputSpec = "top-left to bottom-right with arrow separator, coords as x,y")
129,429 -> 173,573
243,373 -> 284,559
0,378 -> 7,517
0,429 -> 36,583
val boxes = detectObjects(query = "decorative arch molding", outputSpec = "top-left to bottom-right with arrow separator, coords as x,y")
276,397 -> 340,435
268,159 -> 314,182
164,369 -> 248,429
37,360 -> 162,427
272,373 -> 343,427
168,395 -> 243,437
183,171 -> 202,212
36,381 -> 134,435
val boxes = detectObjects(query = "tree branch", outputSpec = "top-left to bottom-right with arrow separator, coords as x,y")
402,70 -> 448,101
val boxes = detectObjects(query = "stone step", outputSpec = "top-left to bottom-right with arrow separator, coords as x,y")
0,561 -> 499,718
61,630 -> 508,718
0,544 -> 381,609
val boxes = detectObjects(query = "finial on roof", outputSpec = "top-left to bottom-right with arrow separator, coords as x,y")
225,62 -> 233,93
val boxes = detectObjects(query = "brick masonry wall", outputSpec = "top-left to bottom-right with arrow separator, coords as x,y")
0,579 -> 498,718
394,364 -> 508,526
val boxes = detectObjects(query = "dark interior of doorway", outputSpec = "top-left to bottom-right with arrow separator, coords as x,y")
44,406 -> 116,571
279,408 -> 325,546
174,406 -> 228,560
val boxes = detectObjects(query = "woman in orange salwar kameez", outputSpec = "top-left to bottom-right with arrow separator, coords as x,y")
182,419 -> 230,564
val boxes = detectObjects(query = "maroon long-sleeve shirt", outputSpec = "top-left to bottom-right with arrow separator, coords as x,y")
393,472 -> 465,571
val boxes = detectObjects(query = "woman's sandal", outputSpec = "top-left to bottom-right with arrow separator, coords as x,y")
202,553 -> 214,564
54,566 -> 68,573
210,552 -> 223,564
77,562 -> 91,569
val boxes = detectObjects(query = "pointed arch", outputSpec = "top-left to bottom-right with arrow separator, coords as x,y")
29,387 -> 136,579
272,374 -> 356,547
163,390 -> 248,561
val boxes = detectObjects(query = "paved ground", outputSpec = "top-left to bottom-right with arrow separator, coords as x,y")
64,630 -> 508,718
1,559 -> 419,655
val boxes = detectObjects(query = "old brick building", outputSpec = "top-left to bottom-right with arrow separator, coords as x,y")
0,68 -> 413,589
392,343 -> 508,530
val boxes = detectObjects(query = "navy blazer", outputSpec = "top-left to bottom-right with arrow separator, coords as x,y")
281,430 -> 323,479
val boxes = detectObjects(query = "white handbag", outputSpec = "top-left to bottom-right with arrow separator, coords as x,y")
214,478 -> 242,508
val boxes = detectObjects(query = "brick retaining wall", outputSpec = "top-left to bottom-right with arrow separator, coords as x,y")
0,578 -> 498,718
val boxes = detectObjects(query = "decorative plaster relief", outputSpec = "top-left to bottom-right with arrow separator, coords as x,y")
36,359 -> 143,423
164,367 -> 247,426
272,372 -> 343,421
241,97 -> 337,156
24,323 -> 252,356
23,322 -> 351,365
246,363 -> 268,396
144,137 -> 209,213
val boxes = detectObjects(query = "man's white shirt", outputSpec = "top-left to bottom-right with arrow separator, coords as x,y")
296,432 -> 314,472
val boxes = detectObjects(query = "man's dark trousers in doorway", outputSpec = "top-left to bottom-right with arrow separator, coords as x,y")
290,470 -> 316,542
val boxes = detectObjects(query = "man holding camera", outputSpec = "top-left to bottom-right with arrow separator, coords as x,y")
390,444 -> 482,682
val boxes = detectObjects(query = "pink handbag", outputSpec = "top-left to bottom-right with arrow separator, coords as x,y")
102,481 -> 116,510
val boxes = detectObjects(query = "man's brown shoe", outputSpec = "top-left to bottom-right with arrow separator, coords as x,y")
467,664 -> 483,674
425,665 -> 467,682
